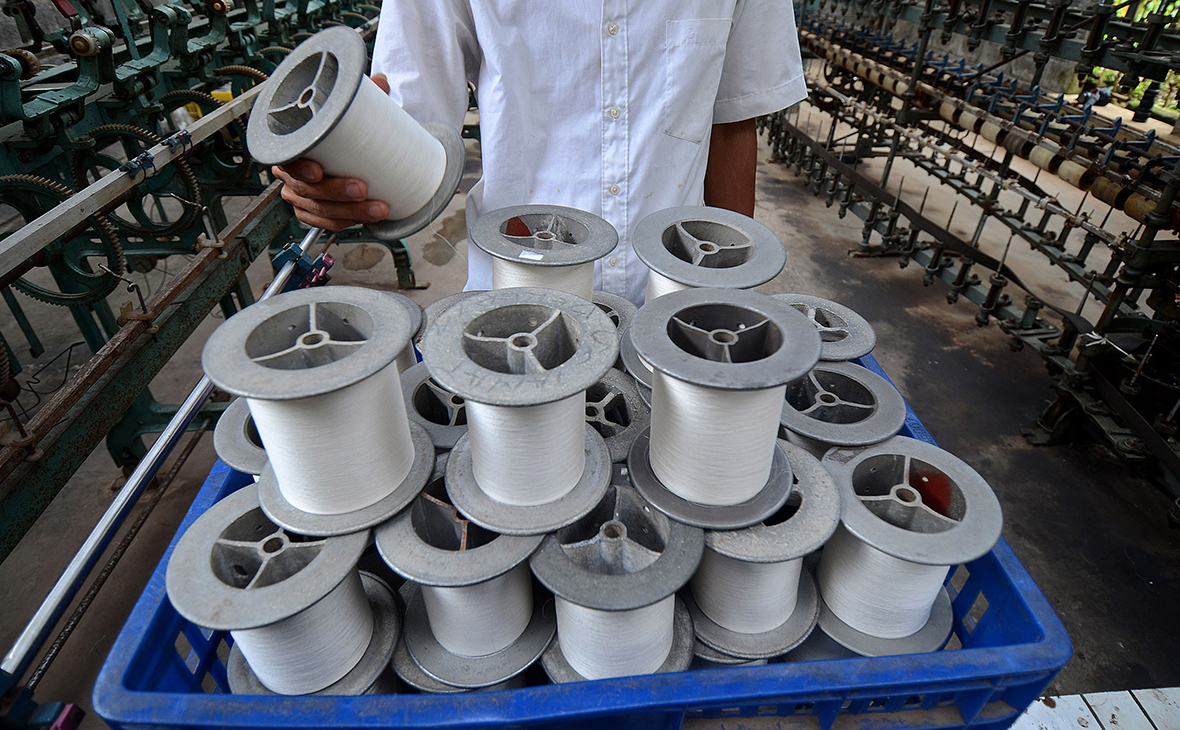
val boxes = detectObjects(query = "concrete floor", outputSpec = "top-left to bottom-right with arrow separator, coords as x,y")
1,120 -> 1178,728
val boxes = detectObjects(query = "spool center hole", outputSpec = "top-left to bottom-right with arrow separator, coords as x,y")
299,331 -> 325,347
298,87 -> 314,105
535,230 -> 556,241
819,393 -> 838,404
600,520 -> 626,540
262,537 -> 284,553
710,329 -> 738,345
895,486 -> 920,503
698,242 -> 718,253
511,333 -> 536,349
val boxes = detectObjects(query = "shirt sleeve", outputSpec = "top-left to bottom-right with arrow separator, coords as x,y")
712,0 -> 808,124
370,0 -> 480,131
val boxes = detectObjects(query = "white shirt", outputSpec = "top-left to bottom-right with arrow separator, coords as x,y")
372,0 -> 807,305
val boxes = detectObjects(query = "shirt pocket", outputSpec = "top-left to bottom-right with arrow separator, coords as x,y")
663,18 -> 733,144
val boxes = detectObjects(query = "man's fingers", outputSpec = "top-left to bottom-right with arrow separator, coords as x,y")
371,73 -> 390,94
273,167 -> 369,202
280,186 -> 389,222
274,159 -> 324,183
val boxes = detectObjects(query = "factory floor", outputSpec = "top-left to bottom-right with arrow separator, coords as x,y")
1,128 -> 1179,729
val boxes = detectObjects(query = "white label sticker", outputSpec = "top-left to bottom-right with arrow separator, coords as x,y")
518,251 -> 544,261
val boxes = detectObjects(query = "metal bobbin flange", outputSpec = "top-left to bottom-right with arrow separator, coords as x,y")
246,27 -> 465,242
626,288 -> 821,529
227,572 -> 400,695
633,206 -> 786,293
213,399 -> 267,476
817,436 -> 1002,656
530,484 -> 703,682
591,291 -> 637,342
416,291 -> 480,347
470,205 -> 618,285
586,369 -> 650,464
422,287 -> 618,535
386,291 -> 423,373
780,623 -> 861,662
402,362 -> 468,451
166,486 -> 373,693
780,362 -> 907,457
684,442 -> 839,659
619,326 -> 652,388
691,640 -> 769,668
770,294 -> 876,362
392,584 -> 529,694
203,286 -> 433,537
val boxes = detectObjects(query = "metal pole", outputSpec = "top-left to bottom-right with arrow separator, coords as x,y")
1,227 -> 324,683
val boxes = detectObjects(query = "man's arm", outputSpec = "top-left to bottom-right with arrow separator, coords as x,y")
703,119 -> 757,217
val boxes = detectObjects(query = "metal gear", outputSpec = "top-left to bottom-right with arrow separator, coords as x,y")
1,174 -> 125,307
70,124 -> 201,237
156,90 -> 254,187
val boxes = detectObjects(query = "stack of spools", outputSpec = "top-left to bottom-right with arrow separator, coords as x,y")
173,26 -> 1006,698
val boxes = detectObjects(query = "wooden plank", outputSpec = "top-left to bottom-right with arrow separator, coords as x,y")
1133,688 -> 1180,730
1011,695 -> 1102,730
1085,691 -> 1157,730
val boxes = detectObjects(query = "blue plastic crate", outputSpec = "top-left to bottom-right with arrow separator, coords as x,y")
93,354 -> 1071,730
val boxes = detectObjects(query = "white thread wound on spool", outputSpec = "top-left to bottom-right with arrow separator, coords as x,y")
231,571 -> 373,695
467,394 -> 586,506
649,372 -> 785,505
394,345 -> 417,374
690,548 -> 802,634
644,270 -> 692,303
491,259 -> 595,301
247,363 -> 415,515
817,526 -> 949,639
305,77 -> 445,220
556,596 -> 675,680
419,563 -> 533,657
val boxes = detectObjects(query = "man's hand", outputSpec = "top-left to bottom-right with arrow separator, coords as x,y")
271,74 -> 393,231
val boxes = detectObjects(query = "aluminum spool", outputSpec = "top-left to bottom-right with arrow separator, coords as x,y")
817,436 -> 1002,656
618,326 -> 654,406
226,572 -> 399,695
165,486 -> 375,693
416,291 -> 480,347
422,287 -> 617,535
779,623 -> 862,662
402,362 -> 467,450
213,398 -> 267,476
626,288 -> 822,529
770,294 -> 876,361
591,290 -> 637,338
632,207 -> 786,295
780,362 -> 907,457
691,640 -> 769,668
245,27 -> 465,242
386,291 -> 423,373
202,286 -> 433,537
684,442 -> 839,659
530,484 -> 703,683
470,205 -> 618,297
586,369 -> 651,463
374,455 -> 553,689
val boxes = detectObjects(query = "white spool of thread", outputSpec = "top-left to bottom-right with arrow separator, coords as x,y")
419,563 -> 533,657
555,596 -> 675,680
690,548 -> 803,634
649,372 -> 785,505
247,363 -> 415,515
231,571 -> 374,695
304,77 -> 445,219
644,270 -> 692,303
466,394 -> 586,506
492,259 -> 595,301
817,526 -> 949,639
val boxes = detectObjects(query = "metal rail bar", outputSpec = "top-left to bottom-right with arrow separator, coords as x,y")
0,225 -> 323,683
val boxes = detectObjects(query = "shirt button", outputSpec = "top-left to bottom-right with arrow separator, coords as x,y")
607,22 -> 619,35
609,107 -> 621,119
609,184 -> 621,195
609,257 -> 620,267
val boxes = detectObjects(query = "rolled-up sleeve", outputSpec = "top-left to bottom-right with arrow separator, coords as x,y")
713,0 -> 807,124
371,0 -> 480,131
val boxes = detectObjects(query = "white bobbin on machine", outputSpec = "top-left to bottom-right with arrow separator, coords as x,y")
213,399 -> 268,478
779,362 -> 907,458
770,294 -> 876,362
376,456 -> 554,689
530,484 -> 704,682
421,288 -> 618,535
817,436 -> 1003,656
166,486 -> 399,695
633,207 -> 787,303
246,26 -> 465,242
684,441 -> 840,661
470,206 -> 618,301
626,288 -> 822,529
202,286 -> 433,536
